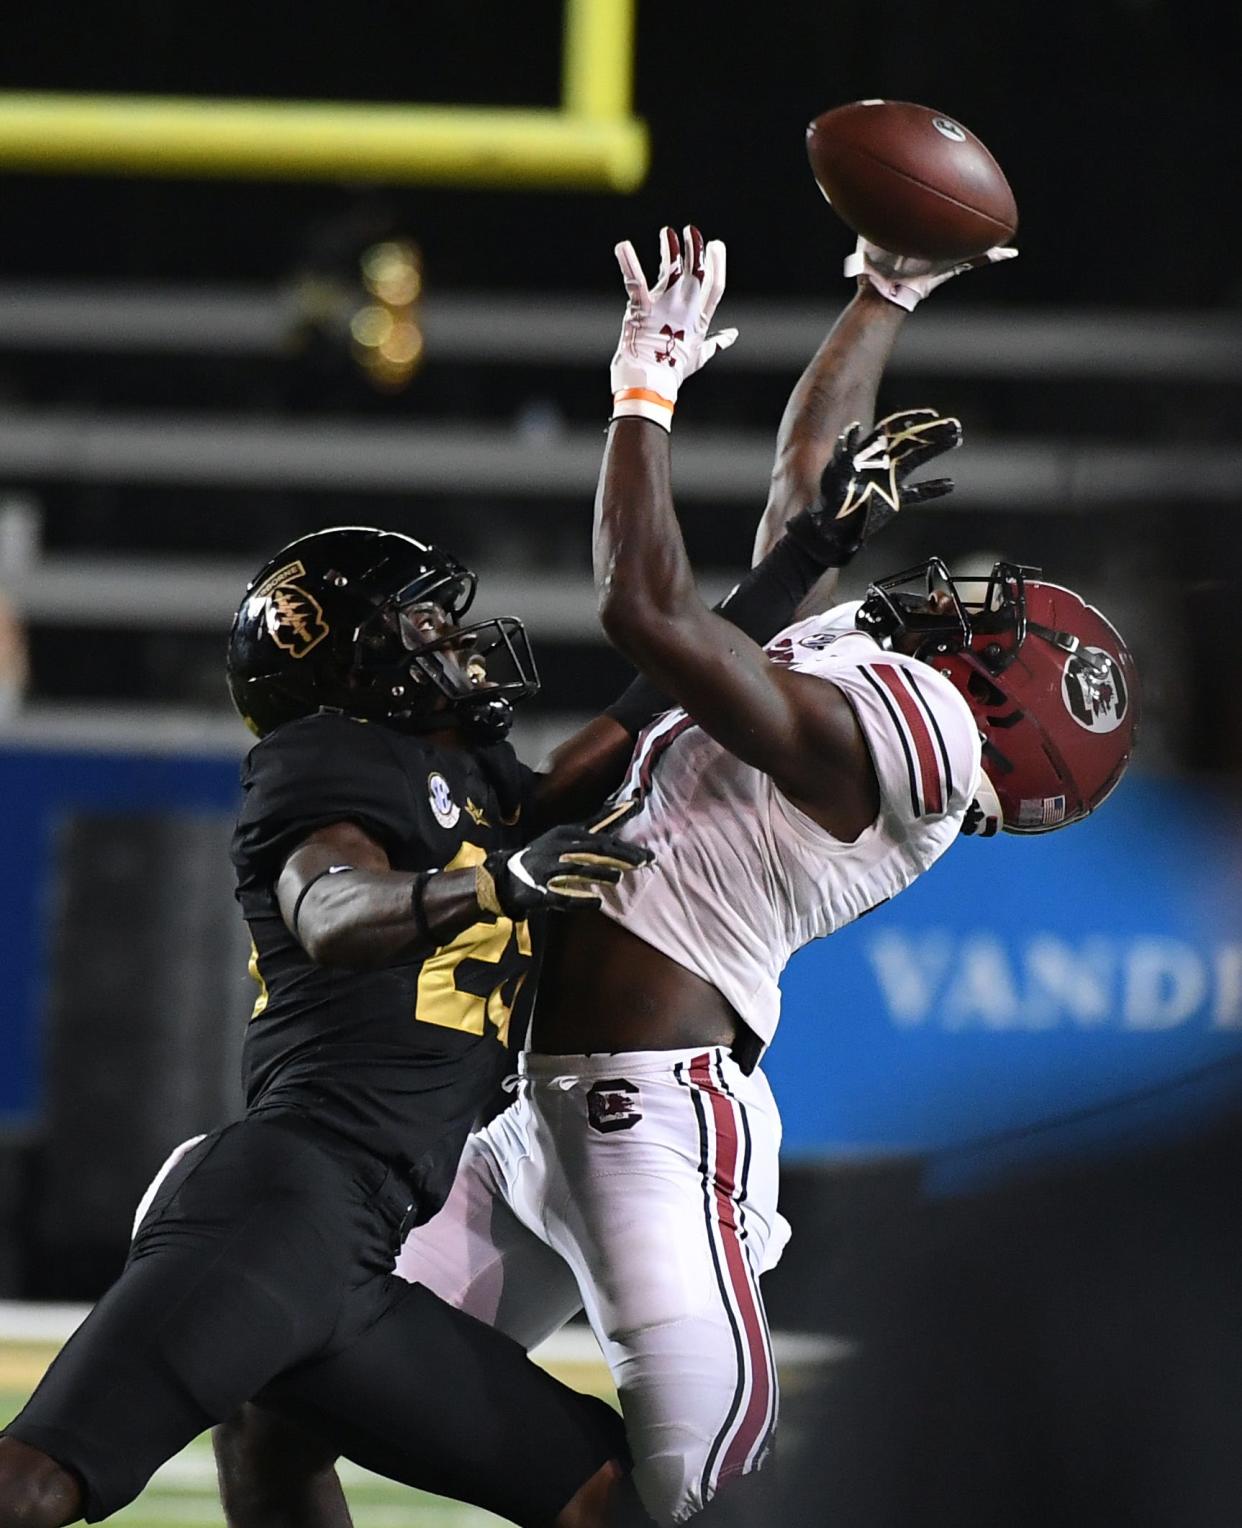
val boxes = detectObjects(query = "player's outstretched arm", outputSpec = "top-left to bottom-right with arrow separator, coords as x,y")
534,227 -> 958,837
753,230 -> 1015,567
591,230 -> 874,834
597,415 -> 879,839
277,813 -> 650,967
752,282 -> 906,568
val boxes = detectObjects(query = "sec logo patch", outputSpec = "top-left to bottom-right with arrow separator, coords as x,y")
427,772 -> 460,829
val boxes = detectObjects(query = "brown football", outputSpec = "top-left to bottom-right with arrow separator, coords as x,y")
806,100 -> 1017,260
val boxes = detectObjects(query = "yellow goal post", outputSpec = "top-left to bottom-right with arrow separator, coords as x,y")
0,0 -> 647,190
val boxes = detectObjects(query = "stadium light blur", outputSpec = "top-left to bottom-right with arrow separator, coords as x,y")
0,0 -> 646,190
351,240 -> 425,391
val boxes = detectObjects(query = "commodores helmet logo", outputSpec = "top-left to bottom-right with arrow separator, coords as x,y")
254,560 -> 330,659
1062,646 -> 1128,734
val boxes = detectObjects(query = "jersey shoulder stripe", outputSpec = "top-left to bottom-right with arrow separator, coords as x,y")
614,707 -> 696,805
902,664 -> 955,802
860,662 -> 948,818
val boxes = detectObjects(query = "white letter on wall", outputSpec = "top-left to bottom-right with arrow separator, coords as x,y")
1123,939 -> 1207,1030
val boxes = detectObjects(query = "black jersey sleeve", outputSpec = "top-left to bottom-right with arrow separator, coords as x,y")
235,713 -> 416,875
475,741 -> 540,842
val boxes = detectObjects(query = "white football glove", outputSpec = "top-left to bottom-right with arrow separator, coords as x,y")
845,235 -> 1018,312
610,224 -> 738,430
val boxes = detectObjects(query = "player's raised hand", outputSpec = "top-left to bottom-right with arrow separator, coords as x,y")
845,234 -> 1018,312
610,224 -> 738,430
784,408 -> 962,568
476,805 -> 653,917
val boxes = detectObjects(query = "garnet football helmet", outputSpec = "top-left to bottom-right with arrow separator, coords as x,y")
858,559 -> 1138,834
226,526 -> 539,739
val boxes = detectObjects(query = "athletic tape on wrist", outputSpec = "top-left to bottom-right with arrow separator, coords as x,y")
611,388 -> 674,430
475,860 -> 505,917
843,253 -> 920,313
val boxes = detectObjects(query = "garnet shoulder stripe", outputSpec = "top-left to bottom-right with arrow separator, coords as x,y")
618,709 -> 696,804
861,665 -> 920,815
873,663 -> 944,815
903,666 -> 954,802
637,713 -> 696,798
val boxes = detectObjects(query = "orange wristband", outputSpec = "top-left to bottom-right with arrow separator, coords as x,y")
611,388 -> 675,430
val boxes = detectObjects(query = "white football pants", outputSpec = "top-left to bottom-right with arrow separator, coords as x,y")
396,1046 -> 787,1525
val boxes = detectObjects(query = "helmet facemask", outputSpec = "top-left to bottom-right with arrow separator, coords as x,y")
858,557 -> 1040,668
350,581 -> 539,736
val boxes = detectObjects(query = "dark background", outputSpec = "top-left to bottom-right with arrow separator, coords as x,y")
2,1 -> 1239,770
0,0 -> 1237,306
2,7 -> 1241,1525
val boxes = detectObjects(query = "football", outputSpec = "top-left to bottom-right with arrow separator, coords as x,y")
806,100 -> 1017,261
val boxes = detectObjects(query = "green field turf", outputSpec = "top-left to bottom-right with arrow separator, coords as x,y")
1,1341 -> 617,1527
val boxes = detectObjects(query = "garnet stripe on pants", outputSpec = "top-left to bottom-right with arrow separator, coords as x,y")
678,1063 -> 749,1505
711,1054 -> 779,1469
690,1052 -> 774,1491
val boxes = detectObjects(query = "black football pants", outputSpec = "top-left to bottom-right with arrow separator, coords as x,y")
3,1113 -> 624,1523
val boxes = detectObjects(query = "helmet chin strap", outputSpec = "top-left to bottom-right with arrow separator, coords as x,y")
1027,621 -> 1081,656
459,697 -> 515,743
366,695 -> 515,743
384,706 -> 457,734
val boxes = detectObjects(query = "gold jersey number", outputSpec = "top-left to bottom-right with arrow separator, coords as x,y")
416,842 -> 532,1047
248,937 -> 270,1020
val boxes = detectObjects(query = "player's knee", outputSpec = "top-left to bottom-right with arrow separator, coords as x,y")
553,1458 -> 658,1528
631,1447 -> 703,1525
0,1436 -> 84,1526
678,1465 -> 775,1525
633,1446 -> 774,1526
213,1405 -> 342,1528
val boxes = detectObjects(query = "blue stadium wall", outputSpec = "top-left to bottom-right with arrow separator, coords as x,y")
3,745 -> 1240,1189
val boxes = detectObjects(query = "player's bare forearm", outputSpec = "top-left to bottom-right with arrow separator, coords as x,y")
594,418 -> 825,778
287,866 -> 487,969
530,715 -> 637,832
592,416 -> 877,827
276,822 -> 488,968
752,283 -> 906,565
592,227 -> 879,816
595,417 -> 710,660
278,815 -> 646,963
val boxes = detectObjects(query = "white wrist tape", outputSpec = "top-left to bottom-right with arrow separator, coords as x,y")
844,249 -> 922,312
611,387 -> 675,430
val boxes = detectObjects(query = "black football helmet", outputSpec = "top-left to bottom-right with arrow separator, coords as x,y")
226,526 -> 539,740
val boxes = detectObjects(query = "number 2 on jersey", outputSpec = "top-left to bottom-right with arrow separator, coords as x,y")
416,842 -> 532,1045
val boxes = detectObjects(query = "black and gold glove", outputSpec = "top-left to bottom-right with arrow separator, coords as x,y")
476,803 -> 653,917
786,408 -> 962,568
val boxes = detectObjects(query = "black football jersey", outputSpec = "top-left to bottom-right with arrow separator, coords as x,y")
231,711 -> 537,1216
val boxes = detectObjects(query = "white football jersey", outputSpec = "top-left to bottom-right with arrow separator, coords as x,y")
599,602 -> 982,1049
